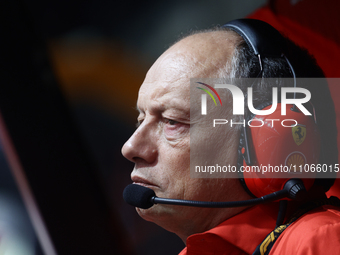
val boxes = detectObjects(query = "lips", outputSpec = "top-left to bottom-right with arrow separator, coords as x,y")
131,176 -> 157,188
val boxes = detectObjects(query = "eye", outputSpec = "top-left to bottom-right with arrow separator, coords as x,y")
163,117 -> 189,140
165,118 -> 178,125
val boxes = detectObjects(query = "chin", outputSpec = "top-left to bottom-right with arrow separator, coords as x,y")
136,204 -> 179,223
136,205 -> 188,236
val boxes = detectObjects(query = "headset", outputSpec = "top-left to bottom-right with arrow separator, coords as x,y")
222,19 -> 321,199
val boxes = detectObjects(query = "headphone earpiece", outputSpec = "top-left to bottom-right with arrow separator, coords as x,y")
224,19 -> 321,199
241,103 -> 320,198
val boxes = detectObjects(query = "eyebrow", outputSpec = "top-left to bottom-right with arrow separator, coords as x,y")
135,97 -> 190,121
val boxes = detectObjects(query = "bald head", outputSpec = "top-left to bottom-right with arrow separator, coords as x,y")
144,30 -> 241,86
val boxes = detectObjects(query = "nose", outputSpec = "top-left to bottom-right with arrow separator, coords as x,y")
121,122 -> 157,164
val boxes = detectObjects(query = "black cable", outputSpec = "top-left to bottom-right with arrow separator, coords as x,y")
276,200 -> 288,227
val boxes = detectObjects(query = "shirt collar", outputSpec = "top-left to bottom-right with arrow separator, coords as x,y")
184,203 -> 280,254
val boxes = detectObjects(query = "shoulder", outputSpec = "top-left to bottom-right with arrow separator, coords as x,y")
270,205 -> 340,255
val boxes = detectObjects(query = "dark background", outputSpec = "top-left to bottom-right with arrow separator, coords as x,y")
7,0 -> 340,254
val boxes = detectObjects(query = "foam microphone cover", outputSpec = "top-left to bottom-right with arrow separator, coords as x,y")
123,184 -> 156,209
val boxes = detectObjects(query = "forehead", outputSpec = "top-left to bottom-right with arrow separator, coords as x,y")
138,52 -> 192,109
137,31 -> 238,109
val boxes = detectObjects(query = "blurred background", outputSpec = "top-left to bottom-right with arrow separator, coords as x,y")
0,0 -> 340,254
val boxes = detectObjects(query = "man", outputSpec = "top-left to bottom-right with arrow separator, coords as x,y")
122,20 -> 340,254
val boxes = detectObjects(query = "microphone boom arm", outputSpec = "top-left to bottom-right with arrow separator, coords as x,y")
151,189 -> 288,208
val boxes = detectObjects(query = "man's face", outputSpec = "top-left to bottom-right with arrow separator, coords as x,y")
122,32 -> 251,239
121,50 -> 200,218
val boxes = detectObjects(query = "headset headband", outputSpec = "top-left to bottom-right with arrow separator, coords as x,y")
222,19 -> 286,58
223,19 -> 298,101
223,18 -> 296,79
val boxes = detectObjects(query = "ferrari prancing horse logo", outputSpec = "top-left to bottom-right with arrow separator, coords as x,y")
292,124 -> 306,146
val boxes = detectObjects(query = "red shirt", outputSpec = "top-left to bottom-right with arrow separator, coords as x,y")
179,203 -> 340,255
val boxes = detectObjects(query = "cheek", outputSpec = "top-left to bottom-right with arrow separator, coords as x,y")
158,144 -> 190,198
